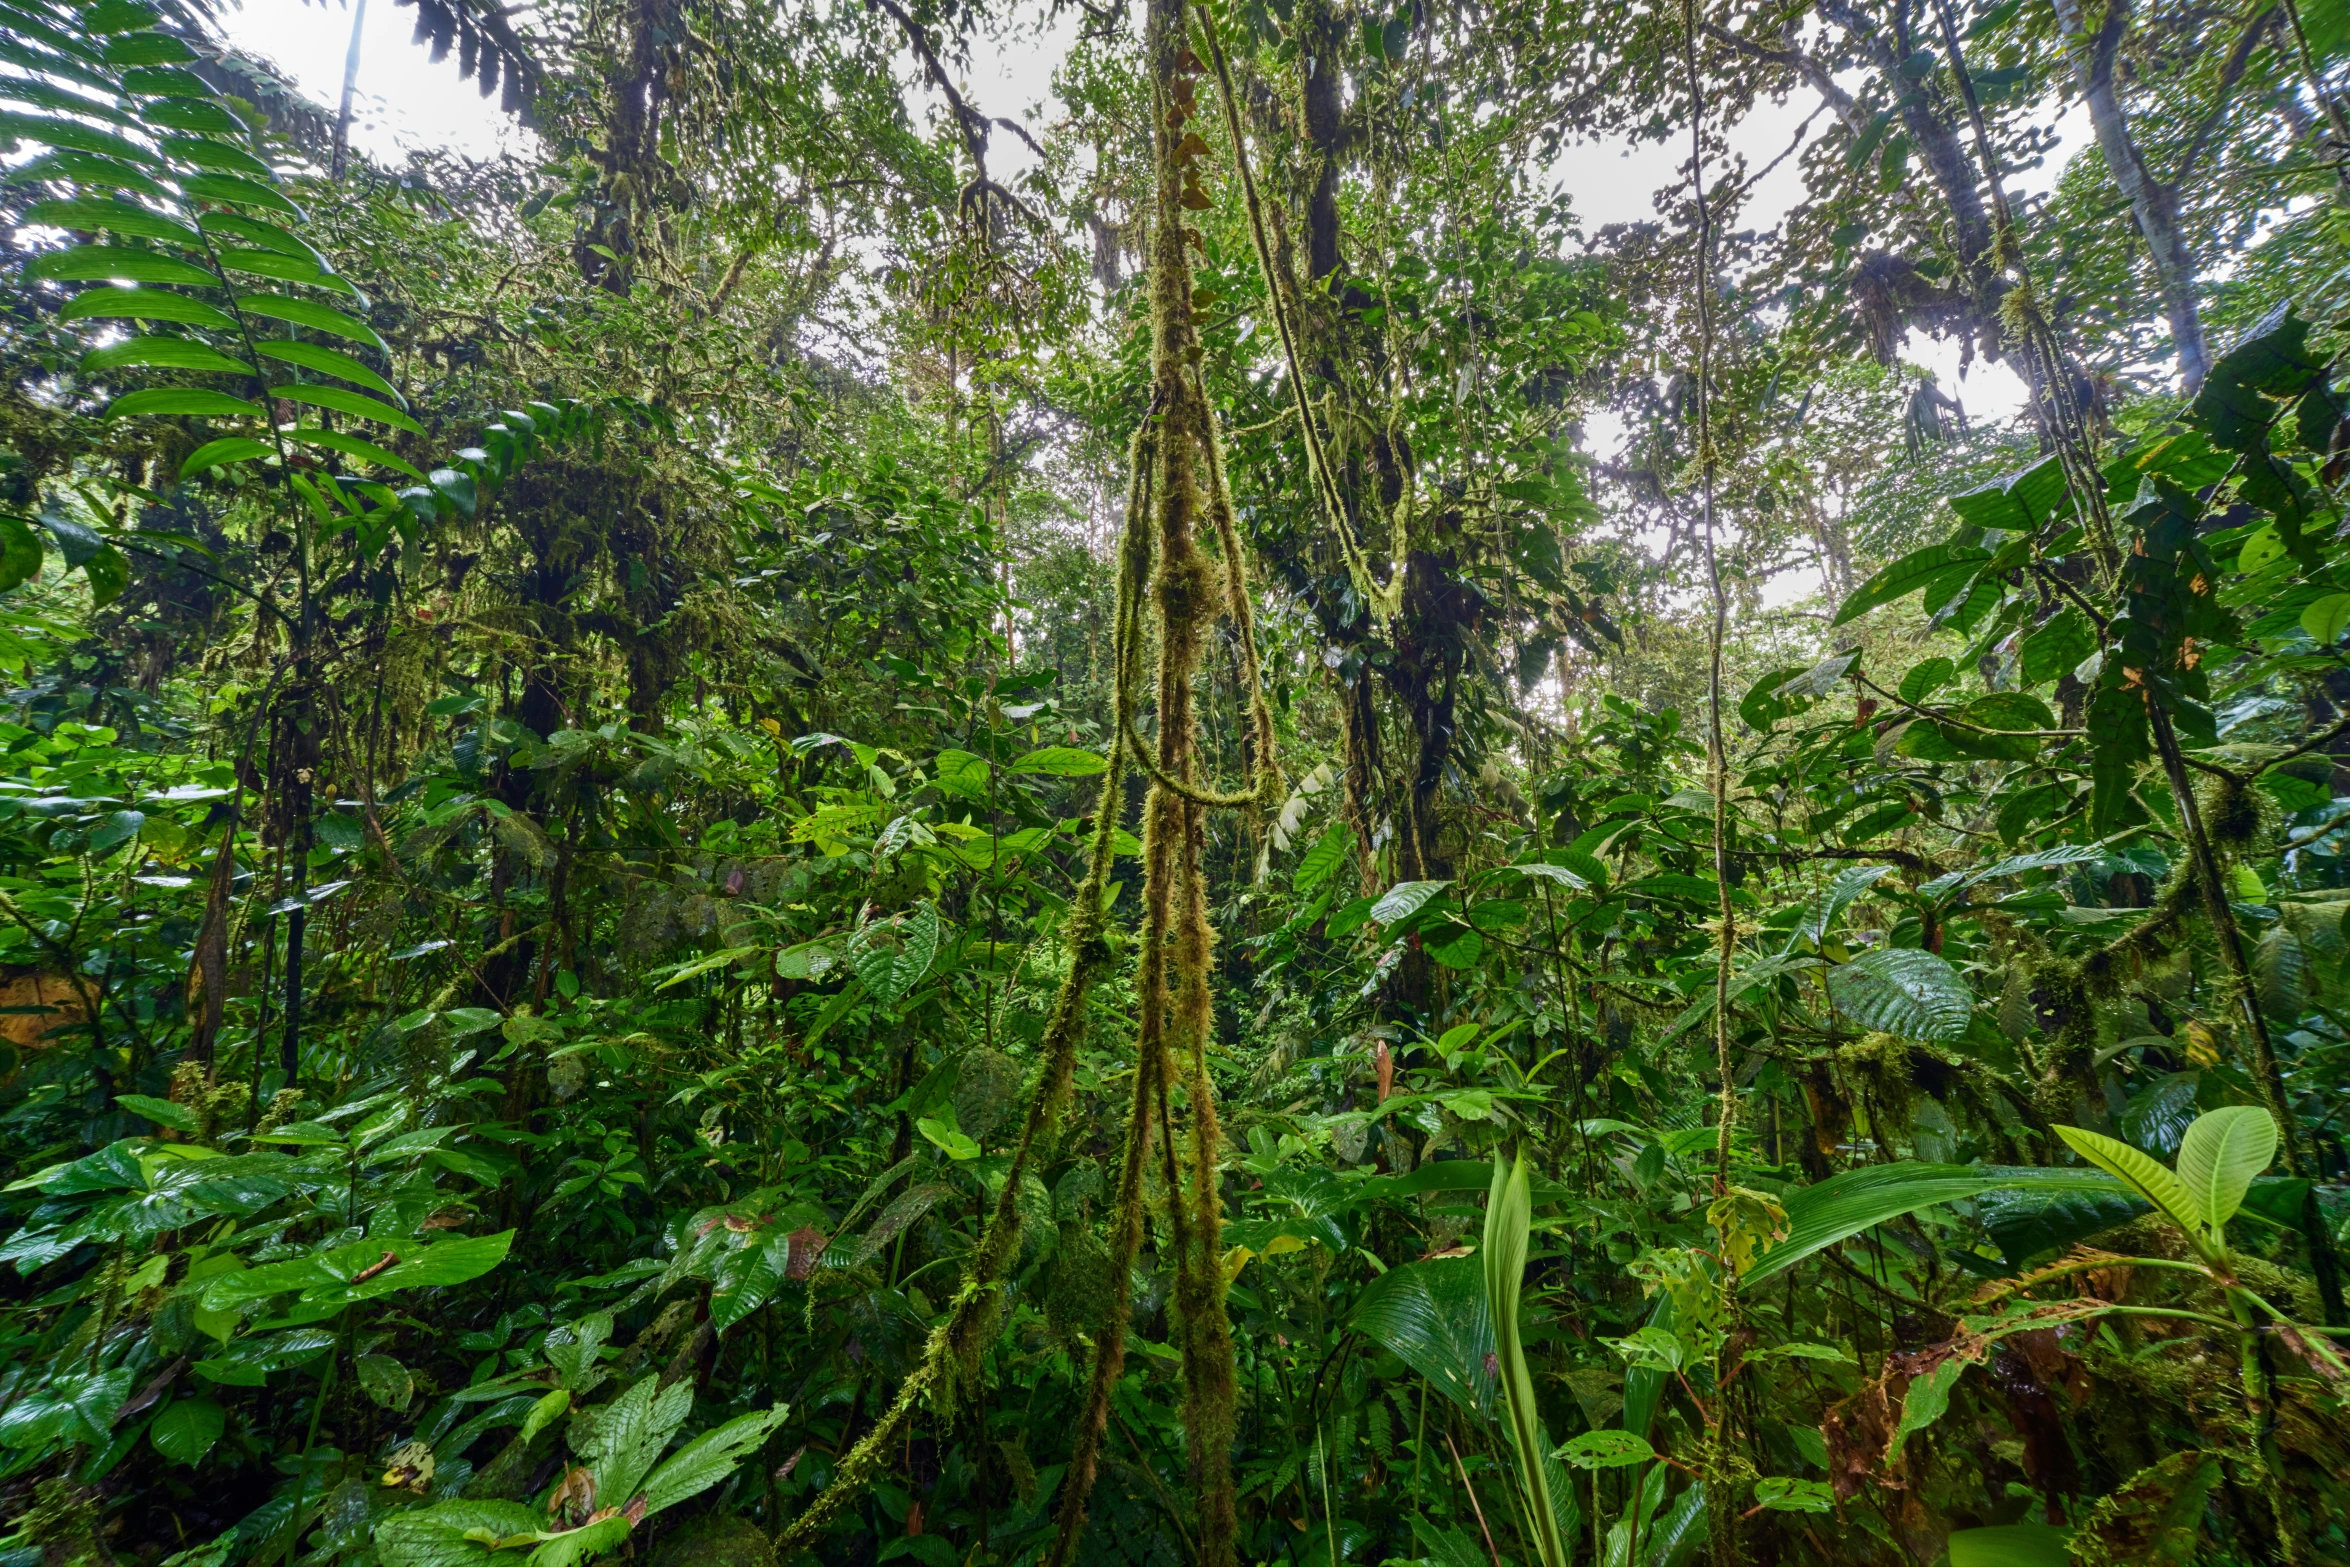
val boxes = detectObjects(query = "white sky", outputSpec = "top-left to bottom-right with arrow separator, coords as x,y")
215,0 -> 2086,608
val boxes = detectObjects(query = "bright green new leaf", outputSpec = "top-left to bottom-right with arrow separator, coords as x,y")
2172,1105 -> 2277,1234
2054,1124 -> 2203,1237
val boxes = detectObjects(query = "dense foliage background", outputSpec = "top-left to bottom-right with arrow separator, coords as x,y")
0,0 -> 2346,1564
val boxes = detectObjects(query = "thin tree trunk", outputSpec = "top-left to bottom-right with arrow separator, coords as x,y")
331,0 -> 367,180
2050,0 -> 2209,389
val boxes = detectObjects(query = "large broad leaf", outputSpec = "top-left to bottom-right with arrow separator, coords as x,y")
1795,864 -> 1893,949
1348,1255 -> 1495,1419
1746,1164 -> 2129,1282
1945,1522 -> 2072,1567
2173,1106 -> 2277,1234
1977,1183 -> 2150,1268
1639,1481 -> 1709,1567
1830,544 -> 1989,627
1823,948 -> 1972,1042
709,1231 -> 792,1332
636,1403 -> 791,1514
2054,1125 -> 2202,1237
576,1371 -> 694,1507
1369,879 -> 1449,925
376,1500 -> 546,1567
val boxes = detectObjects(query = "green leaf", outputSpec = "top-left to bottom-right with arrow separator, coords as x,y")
0,110 -> 156,163
429,467 -> 478,517
2301,593 -> 2350,647
1831,544 -> 1990,627
2019,607 -> 2093,685
376,1500 -> 547,1567
136,97 -> 243,136
356,1353 -> 413,1412
1823,948 -> 1972,1042
1484,1155 -> 1572,1567
81,337 -> 250,375
1348,1255 -> 1494,1418
1009,745 -> 1107,776
1897,656 -> 1953,704
252,340 -> 402,401
1945,1522 -> 2073,1567
1746,1163 -> 2128,1283
180,437 -> 273,477
234,293 -> 386,352
1795,864 -> 1893,949
59,286 -> 236,329
287,427 -> 424,481
2054,1124 -> 2203,1237
268,384 -> 422,434
214,247 -> 332,287
710,1231 -> 792,1332
81,543 -> 126,604
636,1403 -> 791,1515
2172,1105 -> 2276,1234
1752,1477 -> 1832,1514
115,1092 -> 198,1132
1370,879 -> 1449,924
23,196 -> 199,244
102,30 -> 195,65
2237,525 -> 2286,574
0,515 -> 42,592
180,173 -> 303,218
527,1517 -> 630,1567
198,211 -> 325,264
28,244 -> 217,288
105,388 -> 263,420
148,1396 -> 223,1464
1555,1429 -> 1654,1469
1294,821 -> 1352,894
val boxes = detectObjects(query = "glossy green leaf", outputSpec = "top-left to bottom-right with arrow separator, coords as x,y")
59,286 -> 236,328
180,436 -> 273,477
2173,1105 -> 2277,1233
234,293 -> 386,352
148,1396 -> 223,1464
0,515 -> 42,591
2054,1124 -> 2203,1237
181,173 -> 302,218
1831,544 -> 1990,627
0,109 -> 156,163
105,388 -> 263,420
1747,1163 -> 2129,1282
287,427 -> 424,480
1823,947 -> 1972,1042
268,384 -> 422,435
30,245 -> 216,286
254,340 -> 402,402
23,196 -> 199,244
80,337 -> 249,376
1348,1255 -> 1495,1418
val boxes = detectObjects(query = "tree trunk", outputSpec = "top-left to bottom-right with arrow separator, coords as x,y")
2051,0 -> 2210,390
